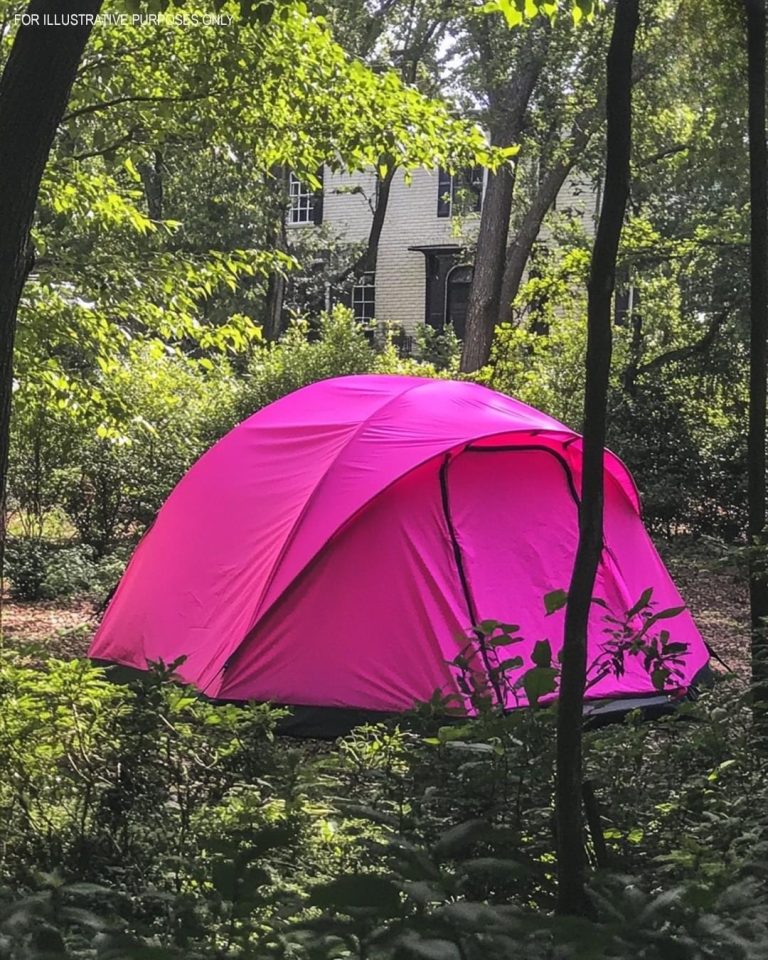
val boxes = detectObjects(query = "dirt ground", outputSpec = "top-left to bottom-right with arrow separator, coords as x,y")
665,548 -> 749,678
0,596 -> 98,660
0,546 -> 751,680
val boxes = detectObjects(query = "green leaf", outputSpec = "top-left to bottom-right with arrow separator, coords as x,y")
497,657 -> 524,673
522,666 -> 558,706
309,875 -> 402,913
649,605 -> 687,622
531,638 -> 552,668
544,589 -> 568,614
488,634 -> 524,647
433,819 -> 490,858
626,587 -> 654,620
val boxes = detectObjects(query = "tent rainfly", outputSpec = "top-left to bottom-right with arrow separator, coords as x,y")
89,375 -> 710,733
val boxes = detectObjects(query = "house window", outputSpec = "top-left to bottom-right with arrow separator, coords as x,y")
352,272 -> 375,322
437,166 -> 484,218
289,169 -> 324,225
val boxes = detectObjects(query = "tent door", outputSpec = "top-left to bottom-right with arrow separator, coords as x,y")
442,446 -> 631,698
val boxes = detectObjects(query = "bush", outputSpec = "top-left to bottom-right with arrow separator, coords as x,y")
0,646 -> 764,959
10,343 -> 239,555
238,306 -> 384,416
5,538 -> 127,601
607,380 -> 748,540
237,305 -> 456,419
5,537 -> 49,600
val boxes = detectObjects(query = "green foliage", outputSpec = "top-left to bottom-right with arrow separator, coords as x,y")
7,539 -> 89,601
8,308 -> 450,556
237,305 -> 446,417
481,0 -> 598,30
5,538 -> 126,601
0,617 -> 764,958
485,209 -> 750,539
10,342 -> 238,553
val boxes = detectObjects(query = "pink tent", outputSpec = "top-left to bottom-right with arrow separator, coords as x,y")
90,375 -> 710,729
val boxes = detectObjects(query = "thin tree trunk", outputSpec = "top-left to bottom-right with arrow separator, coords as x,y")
356,165 -> 396,277
745,0 -> 768,705
263,166 -> 289,340
325,163 -> 396,293
0,0 -> 101,563
460,23 -> 551,373
497,117 -> 597,326
139,149 -> 165,221
555,0 -> 639,917
498,159 -> 576,325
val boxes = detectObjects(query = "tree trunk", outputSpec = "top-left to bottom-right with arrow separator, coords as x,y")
745,0 -> 768,706
497,116 -> 598,326
498,159 -> 576,326
460,164 -> 517,371
460,23 -> 551,373
263,166 -> 289,341
555,0 -> 639,917
324,163 -> 396,298
355,165 -> 396,277
139,149 -> 165,221
0,0 -> 101,564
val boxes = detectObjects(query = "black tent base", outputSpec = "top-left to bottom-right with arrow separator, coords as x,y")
93,660 -> 715,739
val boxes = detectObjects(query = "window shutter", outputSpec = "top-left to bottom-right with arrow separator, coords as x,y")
437,168 -> 452,217
468,166 -> 483,212
312,166 -> 324,225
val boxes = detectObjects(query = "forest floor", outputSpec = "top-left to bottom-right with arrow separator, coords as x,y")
0,541 -> 750,681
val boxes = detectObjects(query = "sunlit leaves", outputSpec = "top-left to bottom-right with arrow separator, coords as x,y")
480,0 -> 599,29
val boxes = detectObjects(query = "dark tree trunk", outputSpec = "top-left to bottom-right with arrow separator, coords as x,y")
355,165 -> 396,277
263,267 -> 286,341
325,163 -> 396,298
555,0 -> 639,917
498,159 -> 576,326
139,149 -> 165,221
744,0 -> 768,705
622,305 -> 643,395
460,164 -> 517,371
460,23 -> 551,373
0,0 -> 101,560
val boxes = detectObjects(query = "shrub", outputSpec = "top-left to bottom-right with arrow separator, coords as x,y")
5,537 -> 49,600
10,344 -> 239,555
5,538 -> 127,601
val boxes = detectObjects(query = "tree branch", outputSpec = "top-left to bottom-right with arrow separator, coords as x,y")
636,309 -> 730,377
71,128 -> 138,160
636,142 -> 689,167
62,90 -> 212,123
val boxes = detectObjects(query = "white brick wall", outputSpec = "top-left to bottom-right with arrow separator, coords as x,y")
377,169 -> 479,332
317,168 -> 479,333
545,170 -> 599,239
293,165 -> 597,334
322,168 -> 378,243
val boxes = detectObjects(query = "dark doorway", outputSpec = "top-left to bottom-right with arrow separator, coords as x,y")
409,244 -> 464,331
446,264 -> 472,339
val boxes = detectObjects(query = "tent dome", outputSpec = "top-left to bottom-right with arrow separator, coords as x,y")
90,374 -> 709,727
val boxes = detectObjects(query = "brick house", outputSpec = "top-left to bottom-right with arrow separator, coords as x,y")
286,164 -> 599,342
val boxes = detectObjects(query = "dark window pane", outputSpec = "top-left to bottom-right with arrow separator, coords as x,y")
437,168 -> 452,217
